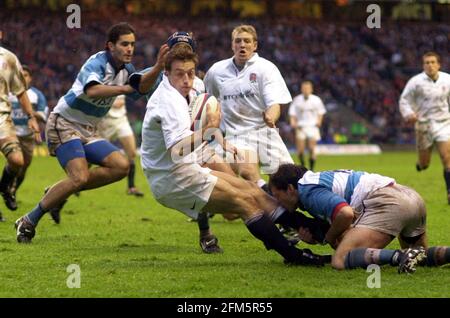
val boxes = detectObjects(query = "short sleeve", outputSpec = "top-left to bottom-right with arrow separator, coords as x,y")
204,67 -> 220,98
79,59 -> 105,94
317,97 -> 326,115
9,55 -> 26,96
260,63 -> 292,108
299,184 -> 348,223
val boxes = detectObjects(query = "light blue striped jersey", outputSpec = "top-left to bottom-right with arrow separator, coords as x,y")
53,51 -> 144,126
9,87 -> 47,136
298,170 -> 395,223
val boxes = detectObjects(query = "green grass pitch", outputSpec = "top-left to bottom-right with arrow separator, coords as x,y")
0,152 -> 448,297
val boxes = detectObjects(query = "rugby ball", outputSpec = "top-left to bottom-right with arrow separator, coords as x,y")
189,93 -> 218,131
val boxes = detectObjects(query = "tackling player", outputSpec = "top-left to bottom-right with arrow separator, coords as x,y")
269,164 -> 450,273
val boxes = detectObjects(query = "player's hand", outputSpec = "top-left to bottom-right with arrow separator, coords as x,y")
262,111 -> 276,128
206,102 -> 221,129
28,117 -> 42,143
223,140 -> 243,161
405,113 -> 418,125
155,44 -> 170,71
298,227 -> 319,245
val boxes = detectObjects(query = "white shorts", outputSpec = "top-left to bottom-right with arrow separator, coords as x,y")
144,164 -> 218,219
224,127 -> 294,174
296,126 -> 321,141
415,119 -> 450,150
97,114 -> 134,141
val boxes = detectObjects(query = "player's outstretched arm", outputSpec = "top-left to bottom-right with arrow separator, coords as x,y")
85,84 -> 134,98
137,44 -> 169,94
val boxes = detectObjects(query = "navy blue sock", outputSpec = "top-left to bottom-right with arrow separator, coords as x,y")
245,213 -> 301,262
128,161 -> 136,189
309,158 -> 315,171
197,212 -> 210,236
425,246 -> 450,266
444,170 -> 450,194
344,248 -> 396,269
298,154 -> 305,167
0,165 -> 16,193
25,203 -> 47,226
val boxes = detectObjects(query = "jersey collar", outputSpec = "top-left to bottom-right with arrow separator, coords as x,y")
105,50 -> 126,73
231,53 -> 259,72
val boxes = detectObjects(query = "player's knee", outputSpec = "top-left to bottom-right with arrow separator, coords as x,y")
7,152 -> 24,169
127,150 -> 137,161
116,157 -> 130,177
331,255 -> 346,270
239,166 -> 259,181
70,171 -> 89,189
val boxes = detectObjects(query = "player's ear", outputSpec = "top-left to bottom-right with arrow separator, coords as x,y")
253,40 -> 258,51
106,41 -> 114,51
287,184 -> 296,193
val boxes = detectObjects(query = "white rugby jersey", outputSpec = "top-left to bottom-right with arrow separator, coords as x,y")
9,87 -> 47,136
288,94 -> 326,127
0,47 -> 26,113
399,71 -> 450,122
53,51 -> 143,126
141,75 -> 198,172
204,53 -> 292,134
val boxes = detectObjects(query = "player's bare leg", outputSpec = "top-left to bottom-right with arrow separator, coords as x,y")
295,137 -> 306,167
229,148 -> 271,195
331,227 -> 393,270
416,146 -> 432,171
332,227 -> 426,273
119,134 -> 143,196
206,157 -> 240,221
436,140 -> 450,203
16,152 -> 127,236
0,137 -> 24,215
203,172 -> 324,265
77,151 -> 129,190
9,142 -> 33,210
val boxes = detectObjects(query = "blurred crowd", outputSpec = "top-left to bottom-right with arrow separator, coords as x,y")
1,9 -> 448,145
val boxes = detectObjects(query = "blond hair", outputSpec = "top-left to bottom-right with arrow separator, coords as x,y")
231,25 -> 257,42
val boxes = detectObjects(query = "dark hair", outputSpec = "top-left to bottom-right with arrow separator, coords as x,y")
269,164 -> 308,191
22,64 -> 31,76
165,45 -> 198,71
423,51 -> 441,63
106,22 -> 135,49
